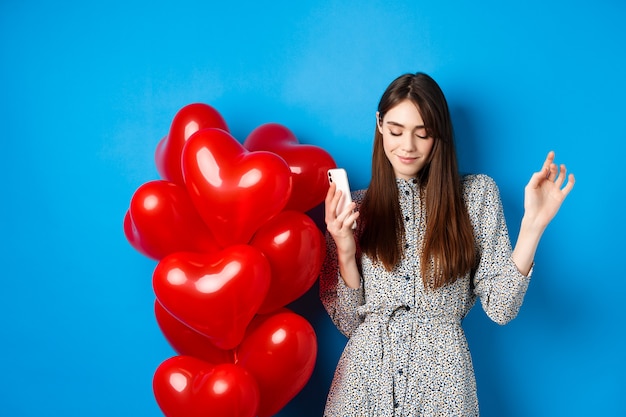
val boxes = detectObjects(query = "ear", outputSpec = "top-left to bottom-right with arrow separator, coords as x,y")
376,112 -> 383,134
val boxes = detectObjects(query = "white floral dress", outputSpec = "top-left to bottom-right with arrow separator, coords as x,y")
320,174 -> 532,417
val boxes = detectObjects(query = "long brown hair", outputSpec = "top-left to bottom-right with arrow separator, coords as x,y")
359,73 -> 476,288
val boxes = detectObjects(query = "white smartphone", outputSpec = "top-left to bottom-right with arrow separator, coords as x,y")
327,168 -> 357,229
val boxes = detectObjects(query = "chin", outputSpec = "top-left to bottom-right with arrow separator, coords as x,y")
395,170 -> 419,180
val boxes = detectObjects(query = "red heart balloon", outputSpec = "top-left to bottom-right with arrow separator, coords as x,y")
251,211 -> 326,314
156,103 -> 229,185
153,356 -> 259,417
243,123 -> 336,212
154,300 -> 234,364
182,128 -> 292,247
153,246 -> 271,350
236,309 -> 317,417
124,180 -> 221,260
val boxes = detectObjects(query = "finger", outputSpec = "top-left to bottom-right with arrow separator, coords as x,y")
527,167 -> 548,189
347,210 -> 360,230
561,173 -> 575,196
541,150 -> 555,172
554,164 -> 567,187
330,192 -> 353,231
325,182 -> 336,205
324,183 -> 339,223
335,200 -> 355,222
339,205 -> 359,230
547,162 -> 558,181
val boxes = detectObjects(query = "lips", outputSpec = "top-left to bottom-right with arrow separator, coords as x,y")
397,155 -> 417,164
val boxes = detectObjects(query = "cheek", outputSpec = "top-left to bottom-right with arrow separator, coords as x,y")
382,133 -> 398,152
419,139 -> 435,156
382,134 -> 395,153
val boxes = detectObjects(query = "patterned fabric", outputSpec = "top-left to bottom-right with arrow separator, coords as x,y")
320,174 -> 532,417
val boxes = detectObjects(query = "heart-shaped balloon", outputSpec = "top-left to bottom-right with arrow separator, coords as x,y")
236,309 -> 317,417
244,123 -> 336,213
124,180 -> 221,260
251,210 -> 326,314
153,245 -> 271,350
153,356 -> 259,417
154,300 -> 234,364
155,103 -> 229,186
182,128 -> 292,247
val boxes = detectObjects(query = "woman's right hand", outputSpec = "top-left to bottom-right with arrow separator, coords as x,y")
324,182 -> 360,261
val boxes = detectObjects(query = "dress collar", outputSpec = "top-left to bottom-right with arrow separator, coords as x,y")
395,177 -> 420,190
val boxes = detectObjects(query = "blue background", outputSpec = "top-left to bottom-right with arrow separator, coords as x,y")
1,0 -> 624,416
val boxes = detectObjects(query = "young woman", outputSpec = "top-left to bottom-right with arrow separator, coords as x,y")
320,72 -> 574,416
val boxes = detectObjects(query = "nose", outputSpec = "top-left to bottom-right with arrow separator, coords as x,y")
400,133 -> 416,152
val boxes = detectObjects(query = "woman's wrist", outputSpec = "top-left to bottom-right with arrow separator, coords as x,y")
512,216 -> 545,276
519,214 -> 548,236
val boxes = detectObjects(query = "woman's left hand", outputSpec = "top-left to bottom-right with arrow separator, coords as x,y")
523,151 -> 575,231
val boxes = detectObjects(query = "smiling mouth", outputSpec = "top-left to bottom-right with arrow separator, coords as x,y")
397,156 -> 417,163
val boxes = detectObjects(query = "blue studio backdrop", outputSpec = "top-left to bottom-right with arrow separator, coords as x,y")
1,0 -> 624,416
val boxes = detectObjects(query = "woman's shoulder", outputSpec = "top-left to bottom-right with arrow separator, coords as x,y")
461,173 -> 501,203
461,173 -> 497,189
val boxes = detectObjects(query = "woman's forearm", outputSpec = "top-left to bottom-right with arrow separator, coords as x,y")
338,253 -> 361,289
511,216 -> 546,276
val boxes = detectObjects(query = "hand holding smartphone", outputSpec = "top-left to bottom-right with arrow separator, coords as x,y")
327,168 -> 357,229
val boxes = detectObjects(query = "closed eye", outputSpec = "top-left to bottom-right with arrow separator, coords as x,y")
385,121 -> 430,139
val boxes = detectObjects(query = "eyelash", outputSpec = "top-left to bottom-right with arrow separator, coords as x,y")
389,130 -> 429,139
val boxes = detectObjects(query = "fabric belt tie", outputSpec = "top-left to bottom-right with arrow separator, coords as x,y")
360,305 -> 460,416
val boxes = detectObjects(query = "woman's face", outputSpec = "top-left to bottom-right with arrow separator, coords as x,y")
377,99 -> 434,180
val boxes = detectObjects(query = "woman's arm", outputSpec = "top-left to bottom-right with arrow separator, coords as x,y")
324,182 -> 361,288
468,175 -> 530,325
319,183 -> 364,337
512,151 -> 575,275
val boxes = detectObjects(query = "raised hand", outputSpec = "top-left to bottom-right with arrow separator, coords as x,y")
511,151 -> 575,275
324,182 -> 359,251
523,151 -> 575,231
324,182 -> 361,288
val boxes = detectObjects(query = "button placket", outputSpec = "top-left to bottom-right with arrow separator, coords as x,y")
389,310 -> 410,416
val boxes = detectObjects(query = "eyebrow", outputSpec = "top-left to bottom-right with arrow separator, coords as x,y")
385,121 -> 426,129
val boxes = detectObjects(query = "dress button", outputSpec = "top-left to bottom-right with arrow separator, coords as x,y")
398,369 -> 404,375
405,243 -> 409,249
405,275 -> 410,281
394,402 -> 400,408
404,216 -> 410,222
405,190 -> 410,195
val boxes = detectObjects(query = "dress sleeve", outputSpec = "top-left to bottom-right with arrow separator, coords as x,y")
319,194 -> 366,338
468,175 -> 532,325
